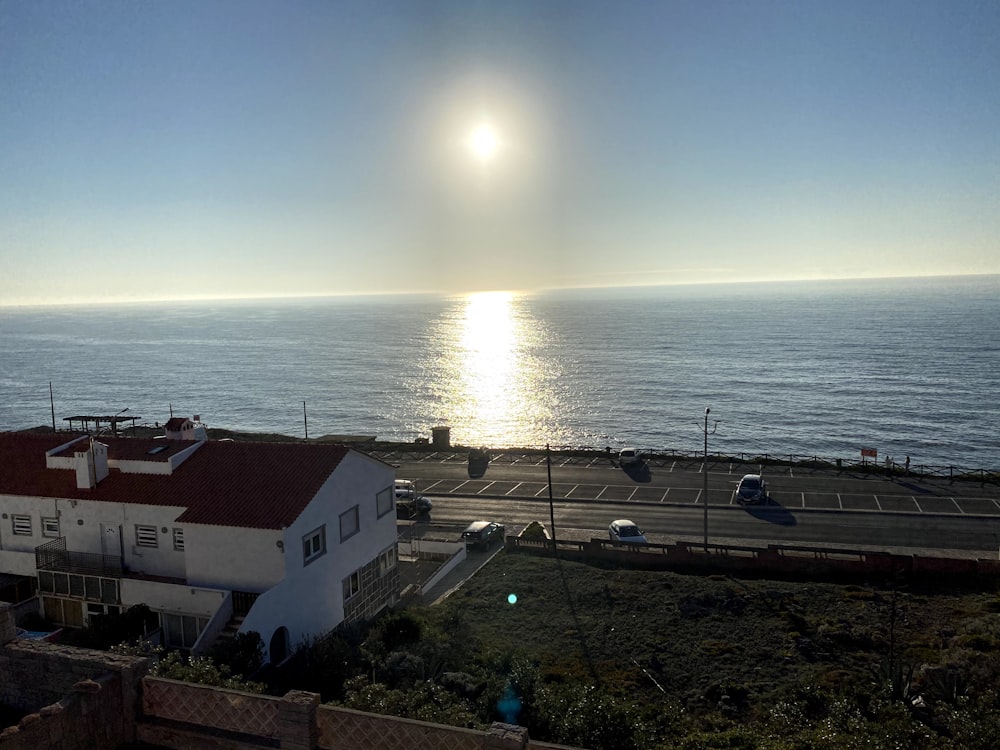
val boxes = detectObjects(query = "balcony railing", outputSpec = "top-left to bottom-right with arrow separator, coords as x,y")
35,537 -> 123,578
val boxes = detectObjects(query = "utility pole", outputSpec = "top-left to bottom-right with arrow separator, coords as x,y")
303,401 -> 309,440
702,407 -> 719,552
546,444 -> 556,550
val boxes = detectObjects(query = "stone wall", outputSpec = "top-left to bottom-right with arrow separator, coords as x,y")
343,557 -> 400,624
0,602 -> 150,748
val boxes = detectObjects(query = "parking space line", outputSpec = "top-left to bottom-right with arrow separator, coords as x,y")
913,497 -> 923,513
801,492 -> 805,508
836,493 -> 843,509
873,494 -> 883,512
693,489 -> 702,504
595,486 -> 608,500
479,481 -> 497,495
660,488 -> 670,503
422,480 -> 445,493
533,485 -> 548,497
627,487 -> 638,501
950,497 -> 963,513
567,484 -> 581,498
506,482 -> 525,496
453,479 -> 472,492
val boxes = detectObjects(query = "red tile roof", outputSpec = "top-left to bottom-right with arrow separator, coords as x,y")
0,433 -> 352,530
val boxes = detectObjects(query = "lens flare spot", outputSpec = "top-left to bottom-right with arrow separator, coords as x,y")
507,593 -> 518,605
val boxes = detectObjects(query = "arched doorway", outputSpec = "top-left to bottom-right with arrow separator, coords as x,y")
269,626 -> 289,665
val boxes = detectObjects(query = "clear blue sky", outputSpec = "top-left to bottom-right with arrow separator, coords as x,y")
2,0 -> 998,305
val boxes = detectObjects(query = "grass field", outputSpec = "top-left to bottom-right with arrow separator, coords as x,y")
406,550 -> 1000,748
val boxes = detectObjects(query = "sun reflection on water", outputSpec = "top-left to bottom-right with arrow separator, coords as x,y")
430,291 -> 557,446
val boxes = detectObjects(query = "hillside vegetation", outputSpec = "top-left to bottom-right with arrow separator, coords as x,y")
300,552 -> 1000,749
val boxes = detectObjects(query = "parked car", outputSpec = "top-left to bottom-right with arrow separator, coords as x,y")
396,493 -> 433,517
608,519 -> 647,544
462,520 -> 505,550
468,447 -> 490,478
618,448 -> 641,466
736,474 -> 767,505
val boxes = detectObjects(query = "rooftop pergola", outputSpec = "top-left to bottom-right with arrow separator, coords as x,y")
62,413 -> 140,436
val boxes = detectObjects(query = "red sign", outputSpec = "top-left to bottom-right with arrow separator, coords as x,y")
860,447 -> 877,458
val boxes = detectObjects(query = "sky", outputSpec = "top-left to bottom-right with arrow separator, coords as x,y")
1,0 -> 999,306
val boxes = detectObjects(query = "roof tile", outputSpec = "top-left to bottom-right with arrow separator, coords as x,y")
0,433 -> 351,530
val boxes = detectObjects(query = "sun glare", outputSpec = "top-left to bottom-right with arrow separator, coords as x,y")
467,124 -> 499,163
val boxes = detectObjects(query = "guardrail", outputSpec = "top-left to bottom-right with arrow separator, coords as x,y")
505,536 -> 1000,584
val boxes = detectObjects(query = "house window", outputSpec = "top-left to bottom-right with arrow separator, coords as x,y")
172,528 -> 185,551
87,602 -> 121,619
302,525 -> 326,565
376,487 -> 393,518
42,517 -> 60,538
343,570 -> 361,601
378,546 -> 397,575
37,572 -> 119,604
12,515 -> 31,536
43,597 -> 84,627
135,525 -> 158,548
161,612 -> 208,650
339,505 -> 359,542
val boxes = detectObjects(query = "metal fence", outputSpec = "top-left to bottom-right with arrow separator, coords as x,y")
368,442 -> 1000,486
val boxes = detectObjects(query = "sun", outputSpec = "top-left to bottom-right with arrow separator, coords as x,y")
467,124 -> 499,163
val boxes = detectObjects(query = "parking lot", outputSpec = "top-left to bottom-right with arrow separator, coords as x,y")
373,449 -> 1000,517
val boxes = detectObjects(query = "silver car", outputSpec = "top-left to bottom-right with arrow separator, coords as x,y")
608,519 -> 647,544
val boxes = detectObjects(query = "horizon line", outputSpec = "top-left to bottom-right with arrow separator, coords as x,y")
2,271 -> 997,310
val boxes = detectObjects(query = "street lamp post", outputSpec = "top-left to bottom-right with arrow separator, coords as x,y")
702,407 -> 719,552
546,444 -> 556,550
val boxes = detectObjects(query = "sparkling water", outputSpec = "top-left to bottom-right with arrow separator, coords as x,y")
1,275 -> 997,469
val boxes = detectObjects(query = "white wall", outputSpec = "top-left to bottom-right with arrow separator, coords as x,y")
0,494 -> 62,554
121,578 -> 226,620
182,525 -> 285,592
0,549 -> 38,577
0,493 -> 188,580
239,451 -> 397,656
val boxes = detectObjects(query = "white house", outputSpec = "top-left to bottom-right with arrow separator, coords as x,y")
0,430 -> 399,664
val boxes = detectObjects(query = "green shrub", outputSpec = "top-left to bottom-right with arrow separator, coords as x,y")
520,521 -> 548,540
151,651 -> 265,693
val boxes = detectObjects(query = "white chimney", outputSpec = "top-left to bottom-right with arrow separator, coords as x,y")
74,440 -> 109,489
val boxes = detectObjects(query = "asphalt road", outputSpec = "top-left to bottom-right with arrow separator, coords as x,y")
386,454 -> 1000,557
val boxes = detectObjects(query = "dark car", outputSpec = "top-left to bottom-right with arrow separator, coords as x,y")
461,520 -> 505,550
468,447 -> 490,478
396,493 -> 433,518
736,474 -> 767,505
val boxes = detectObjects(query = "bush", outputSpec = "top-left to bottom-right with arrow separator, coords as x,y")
151,651 -> 265,693
210,630 -> 264,678
520,522 -> 548,541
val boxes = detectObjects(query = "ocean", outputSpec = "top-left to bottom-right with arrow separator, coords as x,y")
1,275 -> 998,470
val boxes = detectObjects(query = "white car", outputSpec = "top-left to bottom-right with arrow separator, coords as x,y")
735,474 -> 767,505
618,448 -> 641,466
608,519 -> 647,544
